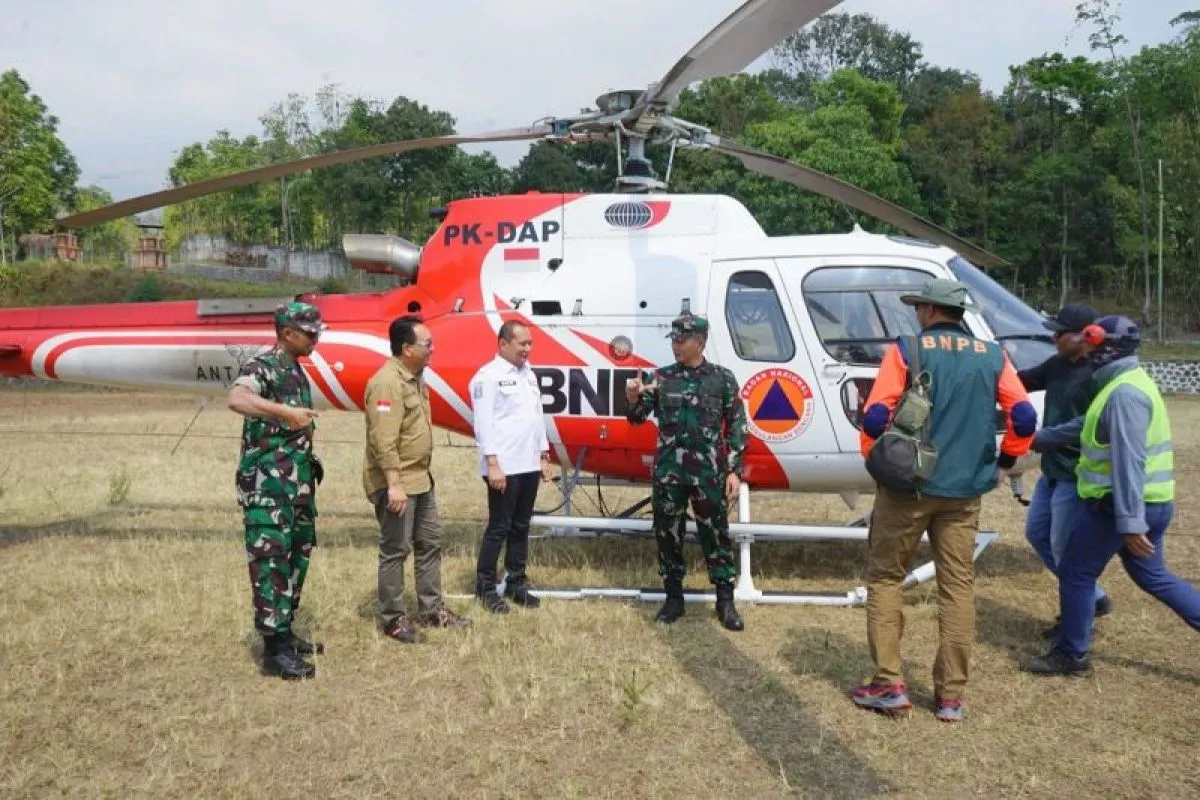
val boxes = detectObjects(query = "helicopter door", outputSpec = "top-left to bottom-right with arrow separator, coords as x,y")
705,260 -> 838,464
779,261 -> 938,454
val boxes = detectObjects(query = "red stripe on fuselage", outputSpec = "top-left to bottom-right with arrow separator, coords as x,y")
492,296 -> 587,368
569,328 -> 657,369
300,363 -> 346,410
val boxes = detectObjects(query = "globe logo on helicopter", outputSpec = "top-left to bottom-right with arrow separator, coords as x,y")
740,368 -> 815,443
603,201 -> 671,230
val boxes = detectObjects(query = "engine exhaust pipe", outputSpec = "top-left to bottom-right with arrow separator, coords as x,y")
342,234 -> 422,280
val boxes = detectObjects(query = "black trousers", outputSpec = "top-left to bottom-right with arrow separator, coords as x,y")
476,471 -> 540,594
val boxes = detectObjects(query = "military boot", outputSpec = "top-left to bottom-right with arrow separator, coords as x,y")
655,576 -> 685,623
715,583 -> 744,631
282,631 -> 325,655
261,634 -> 316,680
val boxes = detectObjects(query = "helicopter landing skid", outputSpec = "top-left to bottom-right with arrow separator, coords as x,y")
485,480 -> 999,607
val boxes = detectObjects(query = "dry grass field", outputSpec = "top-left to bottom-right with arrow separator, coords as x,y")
1,386 -> 1198,799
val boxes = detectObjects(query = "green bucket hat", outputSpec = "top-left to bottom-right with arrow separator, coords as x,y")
899,278 -> 975,310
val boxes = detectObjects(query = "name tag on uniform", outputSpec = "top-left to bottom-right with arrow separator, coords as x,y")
499,378 -> 519,393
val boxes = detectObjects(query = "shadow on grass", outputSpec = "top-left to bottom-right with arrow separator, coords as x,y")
975,595 -> 1200,687
649,614 -> 894,799
781,626 -> 936,712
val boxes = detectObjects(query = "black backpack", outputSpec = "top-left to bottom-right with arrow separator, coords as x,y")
866,336 -> 939,494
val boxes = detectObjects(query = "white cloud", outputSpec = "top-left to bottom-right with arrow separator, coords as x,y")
2,0 -> 1191,203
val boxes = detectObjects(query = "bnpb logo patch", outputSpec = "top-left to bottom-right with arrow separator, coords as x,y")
740,368 -> 814,443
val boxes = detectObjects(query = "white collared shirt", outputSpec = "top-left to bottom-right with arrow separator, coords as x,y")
469,354 -> 548,476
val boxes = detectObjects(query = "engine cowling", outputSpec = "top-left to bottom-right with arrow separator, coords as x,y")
342,234 -> 422,280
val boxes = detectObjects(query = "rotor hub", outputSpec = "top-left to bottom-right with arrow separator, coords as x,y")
594,89 -> 646,116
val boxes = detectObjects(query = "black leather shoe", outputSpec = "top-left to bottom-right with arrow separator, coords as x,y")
715,583 -> 744,631
478,591 -> 511,614
504,583 -> 541,609
262,637 -> 316,680
656,576 -> 685,623
1094,595 -> 1114,617
1021,647 -> 1093,677
284,632 -> 325,655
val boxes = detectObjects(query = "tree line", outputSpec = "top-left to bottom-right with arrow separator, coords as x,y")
2,4 -> 1198,328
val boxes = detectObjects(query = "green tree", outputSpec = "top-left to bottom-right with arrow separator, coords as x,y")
1076,0 -> 1153,321
0,69 -> 80,260
903,85 -> 1010,251
71,185 -> 138,263
672,70 -> 924,238
770,12 -> 924,91
259,92 -> 317,250
163,131 -> 274,246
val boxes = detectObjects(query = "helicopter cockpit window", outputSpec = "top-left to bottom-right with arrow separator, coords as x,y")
801,266 -> 934,365
725,271 -> 796,363
947,255 -> 1057,371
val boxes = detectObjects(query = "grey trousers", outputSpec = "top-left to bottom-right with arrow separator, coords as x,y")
372,486 -> 443,626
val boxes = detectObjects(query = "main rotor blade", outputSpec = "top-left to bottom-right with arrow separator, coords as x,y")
642,0 -> 843,111
707,136 -> 1008,268
56,125 -> 553,228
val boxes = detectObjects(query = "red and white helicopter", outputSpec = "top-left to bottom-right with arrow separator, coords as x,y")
1,0 -> 1051,605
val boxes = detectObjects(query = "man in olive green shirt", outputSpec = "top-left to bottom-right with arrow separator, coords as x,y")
364,315 -> 470,643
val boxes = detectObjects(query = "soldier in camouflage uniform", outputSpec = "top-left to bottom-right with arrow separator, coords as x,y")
625,314 -> 749,631
227,301 -> 327,680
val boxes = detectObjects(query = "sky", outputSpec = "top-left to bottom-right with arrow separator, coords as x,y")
2,0 -> 1194,206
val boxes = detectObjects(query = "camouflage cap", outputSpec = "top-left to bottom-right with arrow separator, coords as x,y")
275,301 -> 325,336
899,278 -> 975,310
666,314 -> 709,340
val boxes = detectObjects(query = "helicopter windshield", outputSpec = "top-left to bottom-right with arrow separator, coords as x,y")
946,255 -> 1057,371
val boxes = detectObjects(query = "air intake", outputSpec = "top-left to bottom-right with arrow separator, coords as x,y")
342,234 -> 422,279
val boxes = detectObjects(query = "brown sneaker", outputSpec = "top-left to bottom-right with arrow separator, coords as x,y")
419,606 -> 472,629
382,616 -> 427,644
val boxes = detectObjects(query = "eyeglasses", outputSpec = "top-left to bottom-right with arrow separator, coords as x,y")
410,338 -> 434,350
287,326 -> 320,341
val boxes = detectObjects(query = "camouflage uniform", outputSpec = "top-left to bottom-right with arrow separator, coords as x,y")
232,302 -> 325,639
626,315 -> 748,587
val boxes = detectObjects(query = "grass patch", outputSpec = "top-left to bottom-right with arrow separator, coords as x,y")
0,389 -> 1198,797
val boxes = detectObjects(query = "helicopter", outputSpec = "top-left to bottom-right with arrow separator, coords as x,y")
0,0 -> 1056,606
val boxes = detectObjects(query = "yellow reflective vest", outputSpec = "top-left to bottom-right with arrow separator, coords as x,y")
1077,366 -> 1174,502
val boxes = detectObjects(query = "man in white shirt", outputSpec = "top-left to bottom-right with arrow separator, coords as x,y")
469,320 -> 553,613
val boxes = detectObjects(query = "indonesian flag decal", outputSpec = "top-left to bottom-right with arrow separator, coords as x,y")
503,247 -> 539,269
375,399 -> 392,413
504,247 -> 538,261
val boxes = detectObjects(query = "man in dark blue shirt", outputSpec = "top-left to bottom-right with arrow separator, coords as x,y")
1018,304 -> 1112,638
1023,315 -> 1200,676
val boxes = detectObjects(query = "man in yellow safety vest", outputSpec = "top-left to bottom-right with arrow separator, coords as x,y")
1022,315 -> 1200,676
